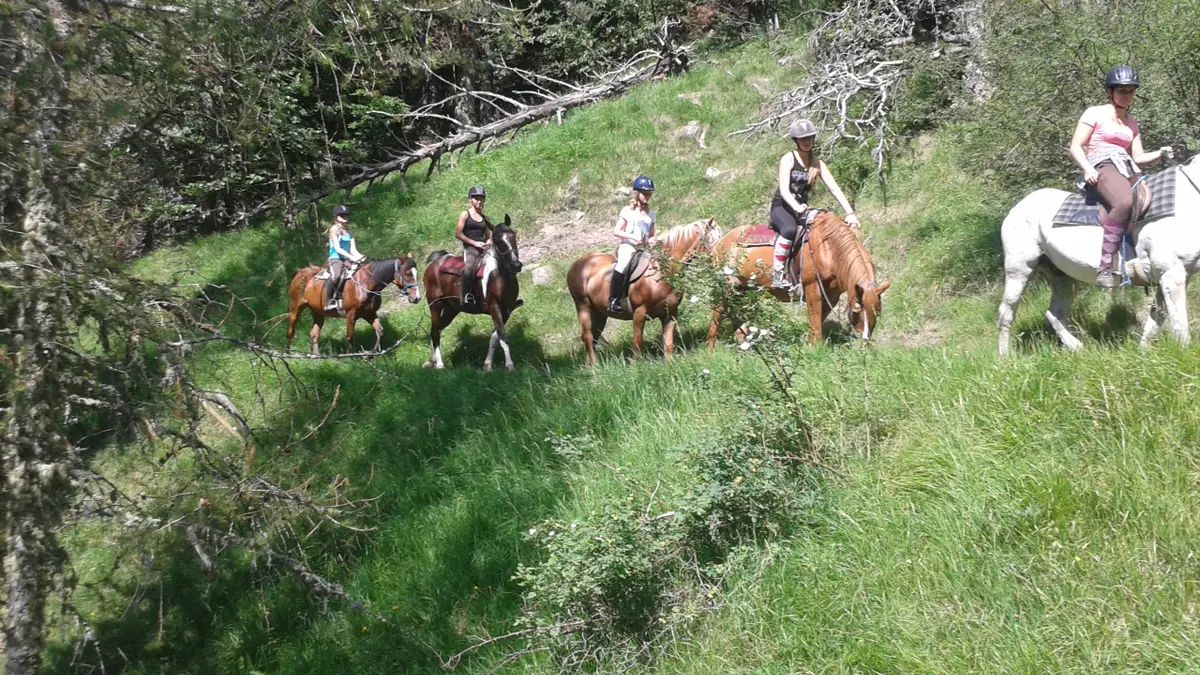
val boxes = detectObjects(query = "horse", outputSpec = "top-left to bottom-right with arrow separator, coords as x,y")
707,212 -> 891,349
997,156 -> 1200,355
286,255 -> 421,354
422,215 -> 524,371
567,218 -> 720,366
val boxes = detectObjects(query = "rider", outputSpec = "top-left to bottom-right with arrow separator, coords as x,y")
769,119 -> 860,289
456,185 -> 494,306
325,204 -> 365,311
1069,64 -> 1173,288
609,175 -> 657,313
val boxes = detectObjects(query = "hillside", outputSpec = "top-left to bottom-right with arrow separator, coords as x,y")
45,33 -> 1200,675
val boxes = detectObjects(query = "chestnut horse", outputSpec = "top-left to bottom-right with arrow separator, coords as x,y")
422,215 -> 524,371
567,218 -> 720,365
287,255 -> 421,354
708,212 -> 891,348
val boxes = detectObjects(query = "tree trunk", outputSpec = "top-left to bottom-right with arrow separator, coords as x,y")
2,3 -> 74,673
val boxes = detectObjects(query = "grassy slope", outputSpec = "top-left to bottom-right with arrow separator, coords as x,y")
59,34 -> 1200,675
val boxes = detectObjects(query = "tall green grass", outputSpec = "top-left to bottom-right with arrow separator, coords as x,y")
54,31 -> 1200,675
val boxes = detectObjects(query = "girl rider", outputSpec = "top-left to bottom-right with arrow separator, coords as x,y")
456,185 -> 493,306
609,175 -> 657,313
1068,65 -> 1173,288
769,119 -> 860,289
325,204 -> 366,311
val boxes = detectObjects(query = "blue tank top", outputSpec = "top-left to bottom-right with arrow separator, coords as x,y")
328,232 -> 353,260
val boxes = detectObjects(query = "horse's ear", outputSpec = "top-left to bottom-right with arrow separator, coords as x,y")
504,214 -> 512,227
877,279 -> 892,295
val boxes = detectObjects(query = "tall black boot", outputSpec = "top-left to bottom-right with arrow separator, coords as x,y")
608,270 -> 627,313
324,278 -> 339,311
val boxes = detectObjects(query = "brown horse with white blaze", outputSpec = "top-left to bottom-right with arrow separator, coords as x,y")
567,218 -> 720,365
287,255 -> 422,354
708,212 -> 890,348
422,215 -> 524,371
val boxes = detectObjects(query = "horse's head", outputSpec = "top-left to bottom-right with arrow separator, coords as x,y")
848,279 -> 891,341
662,217 -> 720,261
392,252 -> 421,303
492,214 -> 523,276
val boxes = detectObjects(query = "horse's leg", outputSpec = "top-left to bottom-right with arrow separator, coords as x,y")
590,311 -> 608,347
1140,285 -> 1166,349
578,306 -> 597,366
1158,264 -> 1190,345
309,315 -> 324,356
997,257 -> 1036,356
1044,267 -> 1083,351
371,317 -> 384,352
631,306 -> 647,360
345,309 -> 357,352
707,306 -> 722,353
425,306 -> 447,369
803,283 -> 824,344
484,330 -> 499,372
662,312 -> 677,361
286,291 -> 304,350
484,303 -> 514,372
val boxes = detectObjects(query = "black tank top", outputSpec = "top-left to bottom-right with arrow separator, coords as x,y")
462,212 -> 491,242
772,152 -> 815,207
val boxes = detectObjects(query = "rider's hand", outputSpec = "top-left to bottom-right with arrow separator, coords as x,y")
647,236 -> 659,246
797,203 -> 809,212
845,214 -> 861,229
475,241 -> 486,250
1161,146 -> 1175,161
1083,166 -> 1100,185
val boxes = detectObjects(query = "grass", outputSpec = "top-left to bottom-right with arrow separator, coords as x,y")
51,31 -> 1200,675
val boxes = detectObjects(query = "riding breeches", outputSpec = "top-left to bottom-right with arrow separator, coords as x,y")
325,259 -> 345,300
769,200 -> 804,241
614,243 -> 636,274
1093,163 -> 1140,226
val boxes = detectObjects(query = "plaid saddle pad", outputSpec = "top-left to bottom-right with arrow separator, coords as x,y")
1053,168 -> 1177,226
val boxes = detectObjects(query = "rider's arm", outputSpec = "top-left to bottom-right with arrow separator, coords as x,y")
348,237 -> 365,262
778,153 -> 807,213
1129,122 -> 1172,165
818,161 -> 859,228
455,211 -> 483,249
1069,109 -> 1097,176
646,220 -> 658,246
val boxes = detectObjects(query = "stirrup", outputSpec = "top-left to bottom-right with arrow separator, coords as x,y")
462,292 -> 477,306
771,271 -> 792,289
1095,267 -> 1115,289
607,298 -> 623,313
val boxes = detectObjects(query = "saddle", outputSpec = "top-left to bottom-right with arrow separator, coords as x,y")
609,249 -> 653,283
314,261 -> 357,282
437,256 -> 487,278
739,224 -> 776,247
1054,168 -> 1177,227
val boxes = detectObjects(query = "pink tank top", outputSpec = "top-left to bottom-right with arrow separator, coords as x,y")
1080,106 -> 1138,154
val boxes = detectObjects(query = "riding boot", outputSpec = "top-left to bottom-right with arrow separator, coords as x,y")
608,270 -> 627,313
462,276 -> 476,307
1097,216 -> 1125,289
324,278 -> 339,311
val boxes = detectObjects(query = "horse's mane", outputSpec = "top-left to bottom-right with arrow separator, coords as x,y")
367,258 -> 399,286
810,212 -> 875,288
661,218 -> 719,256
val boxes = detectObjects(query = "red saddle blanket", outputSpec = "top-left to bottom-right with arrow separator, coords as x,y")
740,224 -> 775,247
438,256 -> 486,277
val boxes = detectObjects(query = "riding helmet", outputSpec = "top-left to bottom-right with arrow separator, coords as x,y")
332,204 -> 350,218
1105,65 -> 1139,89
632,175 -> 655,192
788,118 -> 819,139
468,185 -> 486,198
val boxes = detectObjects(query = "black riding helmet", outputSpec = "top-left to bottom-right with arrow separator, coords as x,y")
1105,65 -> 1139,89
468,185 -> 486,198
333,204 -> 350,218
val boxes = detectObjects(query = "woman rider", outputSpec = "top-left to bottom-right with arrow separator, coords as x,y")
325,204 -> 366,311
1068,65 -> 1173,288
769,119 -> 860,289
456,185 -> 494,306
609,175 -> 657,313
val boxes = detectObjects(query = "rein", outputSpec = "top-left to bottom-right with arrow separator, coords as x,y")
350,258 -> 418,297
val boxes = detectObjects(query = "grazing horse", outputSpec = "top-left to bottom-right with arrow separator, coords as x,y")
567,218 -> 720,365
708,212 -> 891,348
422,215 -> 524,371
287,255 -> 421,354
998,156 -> 1200,354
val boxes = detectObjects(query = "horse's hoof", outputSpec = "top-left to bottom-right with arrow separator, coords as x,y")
423,361 -> 433,369
506,364 -> 515,372
484,365 -> 493,372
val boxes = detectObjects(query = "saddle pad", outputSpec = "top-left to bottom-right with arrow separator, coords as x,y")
1053,168 -> 1178,226
437,256 -> 486,277
740,224 -> 776,247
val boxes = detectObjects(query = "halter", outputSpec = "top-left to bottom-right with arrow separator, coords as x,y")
351,258 -> 418,297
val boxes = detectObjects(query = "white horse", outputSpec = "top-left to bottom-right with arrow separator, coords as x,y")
997,156 -> 1200,355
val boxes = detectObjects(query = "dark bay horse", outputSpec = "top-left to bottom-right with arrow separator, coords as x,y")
708,212 -> 891,348
422,215 -> 524,371
567,218 -> 720,365
287,255 -> 421,354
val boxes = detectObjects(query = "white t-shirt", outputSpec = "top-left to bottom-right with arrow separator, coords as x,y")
618,206 -> 656,245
